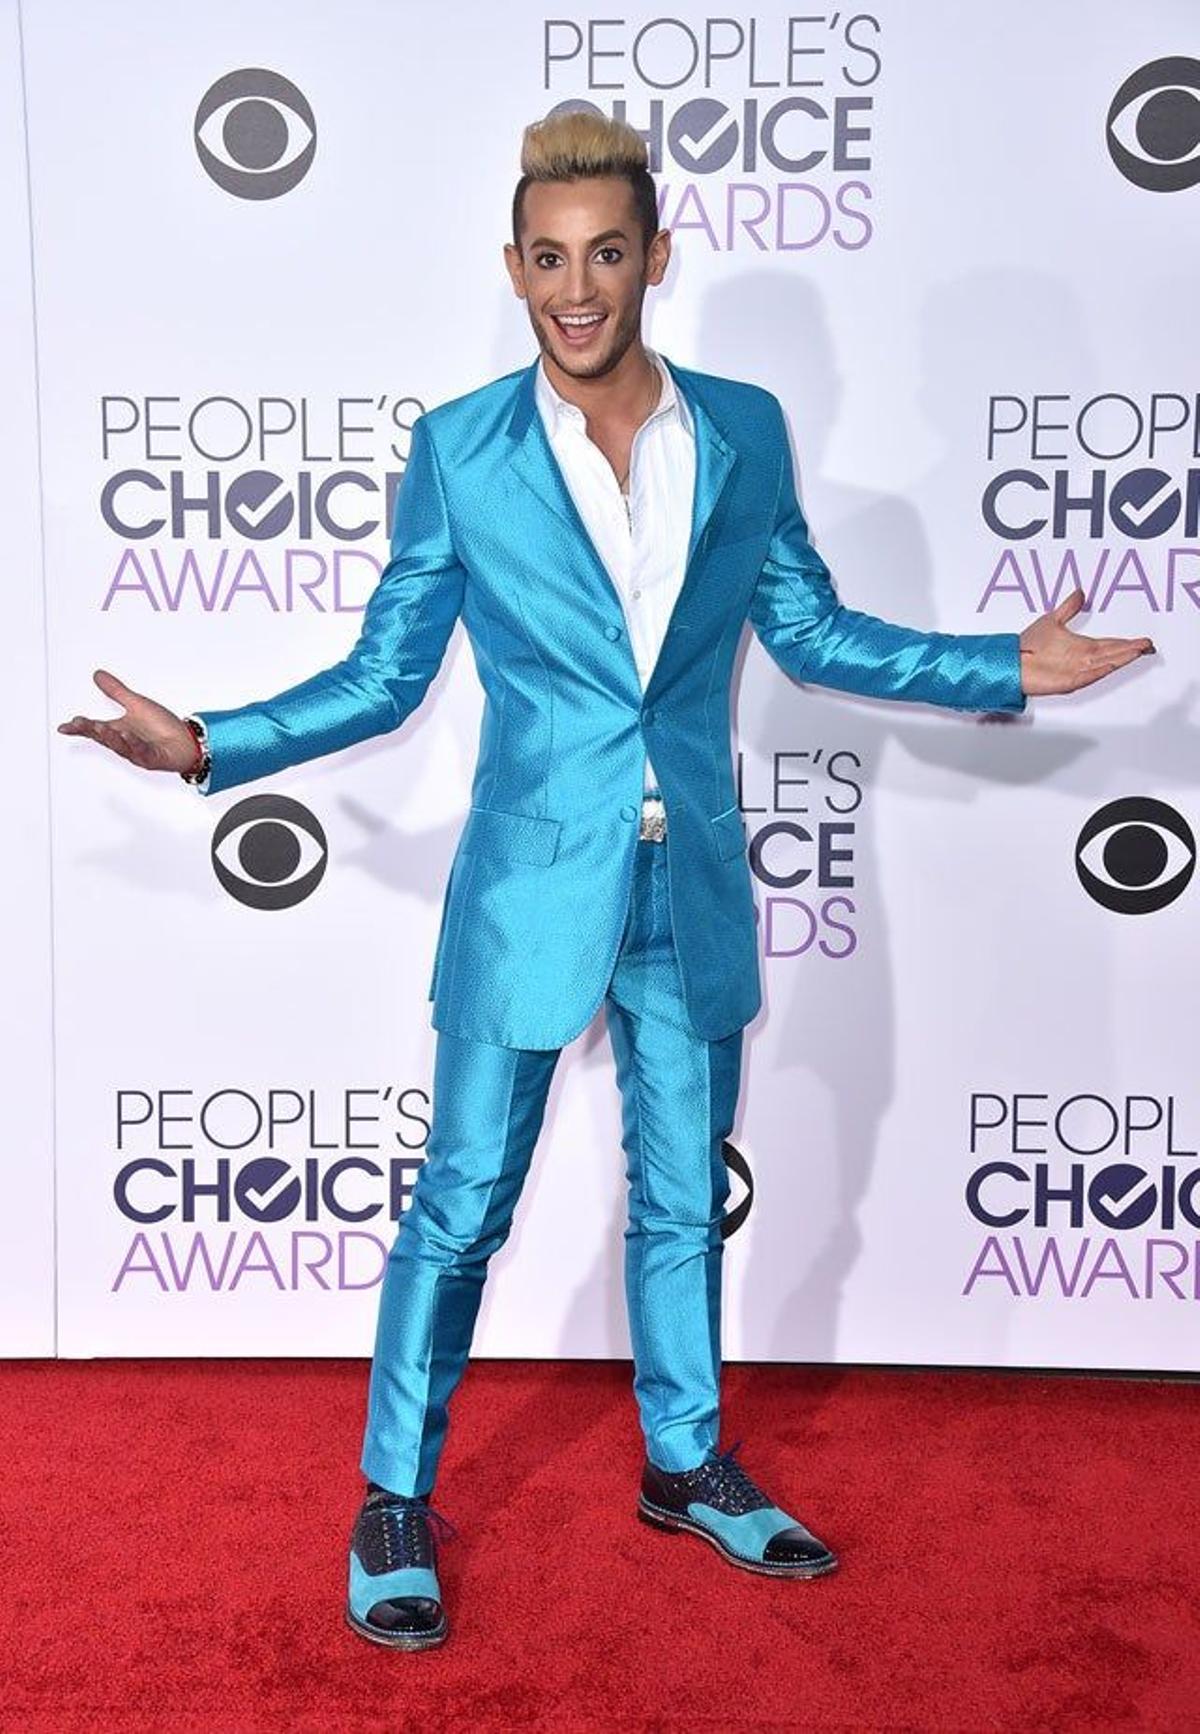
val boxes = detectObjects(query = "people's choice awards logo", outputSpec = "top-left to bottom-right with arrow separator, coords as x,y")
1075,796 -> 1195,914
962,1091 -> 1200,1305
1106,57 -> 1200,192
108,1085 -> 432,1295
194,68 -> 316,198
212,795 -> 329,909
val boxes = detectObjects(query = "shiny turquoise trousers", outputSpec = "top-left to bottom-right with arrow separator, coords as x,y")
360,834 -> 744,1495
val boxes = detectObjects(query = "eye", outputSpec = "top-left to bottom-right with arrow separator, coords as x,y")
531,246 -> 623,268
1075,796 -> 1196,914
194,69 -> 317,200
211,794 -> 329,910
1106,56 -> 1200,191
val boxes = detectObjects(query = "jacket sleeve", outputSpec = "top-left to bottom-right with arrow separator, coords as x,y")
189,412 -> 467,796
747,396 -> 1026,713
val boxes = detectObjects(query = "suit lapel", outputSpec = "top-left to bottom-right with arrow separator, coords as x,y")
662,353 -> 738,572
503,353 -> 738,690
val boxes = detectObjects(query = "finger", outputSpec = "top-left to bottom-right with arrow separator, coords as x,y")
57,715 -> 103,740
1077,649 -> 1141,688
1078,636 -> 1155,656
87,718 -> 121,750
92,668 -> 138,708
92,720 -> 140,762
58,715 -> 130,756
1053,587 -> 1086,624
1105,642 -> 1151,668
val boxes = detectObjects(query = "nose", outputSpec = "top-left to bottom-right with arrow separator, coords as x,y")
562,255 -> 595,305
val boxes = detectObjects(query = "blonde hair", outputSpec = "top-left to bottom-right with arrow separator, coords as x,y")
520,109 -> 648,178
512,109 -> 658,250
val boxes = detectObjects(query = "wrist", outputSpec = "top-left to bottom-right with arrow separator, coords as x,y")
180,714 -> 211,785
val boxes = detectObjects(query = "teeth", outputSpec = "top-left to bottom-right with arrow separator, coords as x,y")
556,313 -> 603,326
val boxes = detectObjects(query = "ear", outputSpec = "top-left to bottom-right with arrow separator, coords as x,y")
503,240 -> 528,301
644,228 -> 671,288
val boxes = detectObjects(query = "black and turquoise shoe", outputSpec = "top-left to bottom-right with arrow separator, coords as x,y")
345,1484 -> 456,1649
637,1442 -> 838,1579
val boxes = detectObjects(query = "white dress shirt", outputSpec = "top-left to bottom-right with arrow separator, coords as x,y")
534,346 -> 696,796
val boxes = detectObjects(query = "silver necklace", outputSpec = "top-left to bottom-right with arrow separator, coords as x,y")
614,365 -> 659,529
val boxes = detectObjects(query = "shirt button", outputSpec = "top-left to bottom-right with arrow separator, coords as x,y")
632,589 -> 642,600
604,624 -> 621,640
620,803 -> 638,821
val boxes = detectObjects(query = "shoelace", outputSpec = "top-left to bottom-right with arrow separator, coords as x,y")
710,1439 -> 760,1497
370,1493 -> 458,1569
679,1438 -> 770,1514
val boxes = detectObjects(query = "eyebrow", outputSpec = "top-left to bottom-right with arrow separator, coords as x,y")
526,228 -> 629,251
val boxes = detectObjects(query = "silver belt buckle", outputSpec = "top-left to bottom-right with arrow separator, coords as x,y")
639,794 -> 667,842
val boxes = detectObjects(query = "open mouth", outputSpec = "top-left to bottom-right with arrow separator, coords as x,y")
550,310 -> 607,347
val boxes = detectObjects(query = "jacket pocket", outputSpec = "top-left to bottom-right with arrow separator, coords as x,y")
460,804 -> 562,867
710,802 -> 748,861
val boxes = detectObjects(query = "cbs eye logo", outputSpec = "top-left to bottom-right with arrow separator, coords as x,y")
211,794 -> 328,910
1106,57 -> 1200,192
194,69 -> 316,199
1075,796 -> 1195,915
720,1141 -> 754,1239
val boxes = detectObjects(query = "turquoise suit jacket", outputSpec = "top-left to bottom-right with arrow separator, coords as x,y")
194,353 -> 1026,1048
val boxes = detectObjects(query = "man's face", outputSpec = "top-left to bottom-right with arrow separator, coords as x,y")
503,176 -> 670,381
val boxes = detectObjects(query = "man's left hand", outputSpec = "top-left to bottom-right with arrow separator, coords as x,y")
1018,588 -> 1156,697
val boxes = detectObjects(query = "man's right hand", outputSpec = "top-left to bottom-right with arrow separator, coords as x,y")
57,669 -> 200,774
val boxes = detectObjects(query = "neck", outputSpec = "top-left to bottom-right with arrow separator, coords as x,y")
541,337 -> 659,423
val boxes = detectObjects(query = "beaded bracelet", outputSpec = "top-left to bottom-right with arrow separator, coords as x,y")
180,714 -> 211,785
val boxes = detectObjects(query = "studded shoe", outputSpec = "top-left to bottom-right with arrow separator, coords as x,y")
637,1442 -> 838,1578
345,1484 -> 456,1649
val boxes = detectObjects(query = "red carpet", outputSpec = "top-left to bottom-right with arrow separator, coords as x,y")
1,1360 -> 1197,1732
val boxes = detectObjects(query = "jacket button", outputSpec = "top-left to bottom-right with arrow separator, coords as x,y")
604,624 -> 621,640
620,803 -> 638,821
643,707 -> 656,725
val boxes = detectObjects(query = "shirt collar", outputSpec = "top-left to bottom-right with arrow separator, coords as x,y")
535,345 -> 693,439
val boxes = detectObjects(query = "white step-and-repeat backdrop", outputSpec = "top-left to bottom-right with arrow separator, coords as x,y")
7,0 -> 1197,1365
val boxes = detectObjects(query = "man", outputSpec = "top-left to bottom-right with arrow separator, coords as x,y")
60,112 -> 1154,1651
